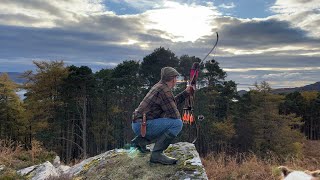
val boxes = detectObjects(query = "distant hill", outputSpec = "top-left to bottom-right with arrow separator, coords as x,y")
0,72 -> 26,84
271,81 -> 320,94
238,90 -> 248,96
237,82 -> 320,96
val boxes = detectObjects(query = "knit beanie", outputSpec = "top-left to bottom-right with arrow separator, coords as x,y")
161,67 -> 180,82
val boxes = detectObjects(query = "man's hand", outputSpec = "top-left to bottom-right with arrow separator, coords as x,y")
186,85 -> 194,94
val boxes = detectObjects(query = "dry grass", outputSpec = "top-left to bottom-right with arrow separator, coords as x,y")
0,138 -> 56,179
0,139 -> 23,167
0,139 -> 56,169
202,152 -> 280,180
0,139 -> 25,179
202,140 -> 320,180
30,139 -> 43,163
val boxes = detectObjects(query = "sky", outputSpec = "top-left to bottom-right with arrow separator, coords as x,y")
0,0 -> 319,90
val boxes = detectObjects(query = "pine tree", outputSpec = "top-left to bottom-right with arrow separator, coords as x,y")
234,82 -> 305,158
22,60 -> 68,149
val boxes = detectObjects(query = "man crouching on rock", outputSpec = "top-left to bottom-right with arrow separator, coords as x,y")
131,67 -> 192,165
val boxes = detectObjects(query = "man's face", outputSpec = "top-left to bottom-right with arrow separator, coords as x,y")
173,76 -> 178,86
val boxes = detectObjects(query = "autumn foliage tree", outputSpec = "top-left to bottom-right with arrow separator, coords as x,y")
0,73 -> 26,141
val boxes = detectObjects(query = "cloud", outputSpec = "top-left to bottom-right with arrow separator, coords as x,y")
106,1 -> 222,42
0,0 -> 111,28
189,16 -> 320,57
270,0 -> 320,38
113,0 -> 163,11
0,0 -> 319,90
257,72 -> 318,89
225,67 -> 320,72
219,18 -> 311,46
142,1 -> 220,42
262,72 -> 301,79
217,55 -> 320,69
219,3 -> 236,9
0,24 -> 152,70
239,75 -> 258,79
227,69 -> 320,89
219,54 -> 320,89
271,0 -> 320,14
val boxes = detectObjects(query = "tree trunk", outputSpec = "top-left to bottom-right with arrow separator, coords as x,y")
82,97 -> 87,159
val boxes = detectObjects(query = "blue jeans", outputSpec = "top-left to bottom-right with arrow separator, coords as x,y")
132,118 -> 183,140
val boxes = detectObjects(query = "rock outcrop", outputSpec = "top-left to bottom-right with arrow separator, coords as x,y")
0,165 -> 5,172
18,142 -> 208,180
17,157 -> 71,180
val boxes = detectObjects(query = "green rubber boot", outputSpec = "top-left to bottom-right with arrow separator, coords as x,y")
131,136 -> 150,153
150,132 -> 177,165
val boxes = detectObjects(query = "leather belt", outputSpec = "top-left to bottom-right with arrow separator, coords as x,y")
132,118 -> 142,123
132,111 -> 144,122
